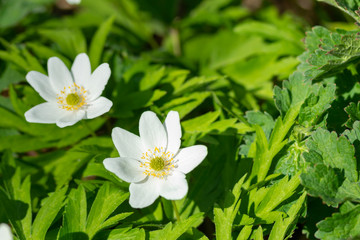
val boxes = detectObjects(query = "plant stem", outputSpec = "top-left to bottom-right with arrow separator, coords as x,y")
172,200 -> 181,222
82,120 -> 96,137
170,28 -> 181,56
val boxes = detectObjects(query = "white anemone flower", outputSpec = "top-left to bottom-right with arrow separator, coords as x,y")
25,53 -> 112,128
103,111 -> 207,208
0,224 -> 13,240
65,0 -> 81,5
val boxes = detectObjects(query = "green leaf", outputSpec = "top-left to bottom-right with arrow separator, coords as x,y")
27,43 -> 71,67
315,205 -> 360,240
89,15 -> 115,70
253,226 -> 264,240
268,192 -> 306,240
275,137 -> 308,176
173,76 -> 218,96
256,173 -> 301,217
31,186 -> 68,240
86,182 -> 129,239
297,26 -> 360,80
139,66 -> 166,91
93,228 -> 145,240
0,64 -> 24,91
274,72 -> 312,117
160,92 -> 211,118
318,0 -> 360,25
306,128 -> 357,181
0,0 -> 51,28
236,225 -> 252,240
344,102 -> 360,128
303,153 -> 347,207
149,213 -> 204,240
233,20 -> 304,48
246,111 -> 275,139
344,120 -> 360,143
0,150 -> 32,240
298,83 -> 336,127
38,28 -> 87,60
59,185 -> 87,239
182,111 -> 220,134
214,175 -> 247,240
300,128 -> 359,206
99,212 -> 133,231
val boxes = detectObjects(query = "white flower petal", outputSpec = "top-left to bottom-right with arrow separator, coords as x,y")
112,127 -> 144,159
48,57 -> 73,91
86,63 -> 111,101
56,110 -> 85,128
164,111 -> 181,154
66,0 -> 81,5
25,102 -> 67,124
26,71 -> 57,102
139,111 -> 167,151
103,157 -> 145,183
129,177 -> 160,208
86,97 -> 112,119
160,171 -> 188,200
0,224 -> 12,240
71,53 -> 91,87
175,145 -> 207,174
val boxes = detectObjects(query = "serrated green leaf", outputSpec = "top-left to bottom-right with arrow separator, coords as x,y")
306,128 -> 357,181
246,111 -> 275,139
300,128 -> 359,206
214,175 -> 247,240
32,186 -> 68,240
59,185 -> 87,240
344,102 -> 360,128
256,173 -> 301,217
344,120 -> 360,143
319,0 -> 360,24
268,192 -> 306,240
149,213 -> 204,240
315,205 -> 360,240
253,226 -> 264,240
297,26 -> 360,80
237,225 -> 252,240
93,227 -> 145,240
99,212 -> 133,230
86,182 -> 129,239
275,139 -> 308,176
0,150 -> 32,240
301,152 -> 346,207
298,83 -> 336,127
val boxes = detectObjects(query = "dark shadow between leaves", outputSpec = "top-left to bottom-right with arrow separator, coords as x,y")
0,190 -> 29,221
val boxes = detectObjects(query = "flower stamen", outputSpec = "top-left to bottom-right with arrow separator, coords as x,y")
140,147 -> 177,179
56,83 -> 87,111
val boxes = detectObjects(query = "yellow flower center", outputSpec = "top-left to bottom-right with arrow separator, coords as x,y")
149,157 -> 165,171
140,147 -> 177,178
56,84 -> 87,111
66,93 -> 80,105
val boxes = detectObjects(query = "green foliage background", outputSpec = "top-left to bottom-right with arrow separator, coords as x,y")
1,0 -> 360,239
